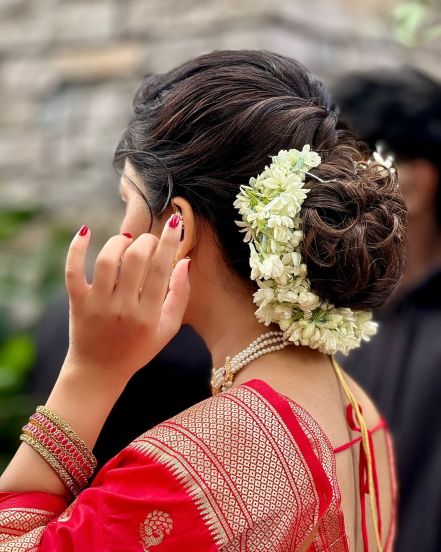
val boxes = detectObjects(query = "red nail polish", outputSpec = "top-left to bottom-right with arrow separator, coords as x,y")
79,225 -> 89,236
122,232 -> 132,239
169,214 -> 180,229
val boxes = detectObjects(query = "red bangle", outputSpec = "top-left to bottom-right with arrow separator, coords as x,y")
22,424 -> 88,489
35,406 -> 97,468
30,414 -> 95,478
20,432 -> 80,496
20,406 -> 97,497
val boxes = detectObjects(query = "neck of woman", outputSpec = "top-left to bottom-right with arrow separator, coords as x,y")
187,266 -> 327,386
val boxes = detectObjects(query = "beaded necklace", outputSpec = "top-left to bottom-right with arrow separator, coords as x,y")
211,330 -> 289,395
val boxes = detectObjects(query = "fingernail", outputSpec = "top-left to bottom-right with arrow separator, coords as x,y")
169,214 -> 181,229
79,225 -> 89,236
122,232 -> 132,239
187,259 -> 191,273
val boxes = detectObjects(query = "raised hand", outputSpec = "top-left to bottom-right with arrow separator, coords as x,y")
64,214 -> 191,385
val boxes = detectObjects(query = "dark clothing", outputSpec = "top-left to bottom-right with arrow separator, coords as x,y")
32,292 -> 212,467
339,269 -> 441,552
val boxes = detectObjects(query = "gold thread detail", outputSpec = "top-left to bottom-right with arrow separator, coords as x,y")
35,406 -> 96,469
331,355 -> 383,552
140,510 -> 173,551
0,507 -> 53,539
0,525 -> 45,551
19,433 -> 79,497
129,385 -> 322,550
28,418 -> 90,481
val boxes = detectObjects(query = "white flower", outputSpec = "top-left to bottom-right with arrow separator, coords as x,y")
273,304 -> 293,322
253,283 -> 275,307
372,151 -> 394,170
274,145 -> 321,171
281,251 -> 302,268
235,219 -> 254,243
278,317 -> 292,331
249,244 -> 263,280
261,255 -> 285,279
303,150 -> 321,169
297,291 -> 321,311
234,145 -> 378,355
276,286 -> 298,304
267,216 -> 291,243
255,303 -> 276,326
368,144 -> 397,176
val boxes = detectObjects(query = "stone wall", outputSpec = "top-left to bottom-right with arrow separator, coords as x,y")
0,0 -> 440,324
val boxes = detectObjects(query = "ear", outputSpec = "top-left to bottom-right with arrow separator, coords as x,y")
170,196 -> 197,259
397,159 -> 439,218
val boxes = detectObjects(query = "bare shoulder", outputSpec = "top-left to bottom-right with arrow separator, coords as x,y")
342,370 -> 384,428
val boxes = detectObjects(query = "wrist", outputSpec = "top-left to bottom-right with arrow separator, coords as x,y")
45,358 -> 128,451
0,363 -> 123,497
60,351 -> 130,391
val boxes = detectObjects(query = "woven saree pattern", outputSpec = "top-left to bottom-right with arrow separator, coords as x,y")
129,383 -> 331,551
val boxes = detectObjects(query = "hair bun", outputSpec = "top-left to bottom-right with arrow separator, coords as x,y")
301,161 -> 407,310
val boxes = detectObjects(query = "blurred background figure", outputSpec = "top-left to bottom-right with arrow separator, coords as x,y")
334,67 -> 441,552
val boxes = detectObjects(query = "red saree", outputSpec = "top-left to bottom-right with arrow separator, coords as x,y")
0,380 -> 397,551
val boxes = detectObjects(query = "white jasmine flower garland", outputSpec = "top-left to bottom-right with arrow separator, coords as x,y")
234,145 -> 378,355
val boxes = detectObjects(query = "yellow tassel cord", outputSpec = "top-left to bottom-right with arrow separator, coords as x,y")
331,356 -> 383,552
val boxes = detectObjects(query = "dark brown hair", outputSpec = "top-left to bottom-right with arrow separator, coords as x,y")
114,50 -> 406,310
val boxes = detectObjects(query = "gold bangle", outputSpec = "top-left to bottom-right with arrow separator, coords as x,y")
36,406 -> 96,469
20,433 -> 80,496
29,418 -> 90,481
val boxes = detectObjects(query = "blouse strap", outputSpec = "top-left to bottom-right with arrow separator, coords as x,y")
331,356 -> 383,552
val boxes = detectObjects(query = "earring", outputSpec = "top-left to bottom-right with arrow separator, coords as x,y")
172,256 -> 190,270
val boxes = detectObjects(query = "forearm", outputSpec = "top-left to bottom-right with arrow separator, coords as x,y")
0,357 -> 126,497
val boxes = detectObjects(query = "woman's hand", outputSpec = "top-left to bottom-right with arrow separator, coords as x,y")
64,214 -> 190,385
0,214 -> 190,496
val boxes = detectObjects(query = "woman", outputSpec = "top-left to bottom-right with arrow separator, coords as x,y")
0,50 -> 405,551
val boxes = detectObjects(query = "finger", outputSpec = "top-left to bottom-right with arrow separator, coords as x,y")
159,258 -> 191,340
115,233 -> 158,301
140,214 -> 182,305
92,234 -> 133,298
65,225 -> 92,302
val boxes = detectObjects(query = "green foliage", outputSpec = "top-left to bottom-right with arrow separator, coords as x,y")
0,393 -> 35,471
393,0 -> 441,47
0,207 -> 43,241
39,226 -> 73,299
0,203 -> 71,469
0,321 -> 36,470
0,333 -> 35,393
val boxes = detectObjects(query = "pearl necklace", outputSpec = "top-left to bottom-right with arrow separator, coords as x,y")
211,331 -> 290,395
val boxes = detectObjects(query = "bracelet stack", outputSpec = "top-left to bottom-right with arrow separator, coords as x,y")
20,406 -> 97,497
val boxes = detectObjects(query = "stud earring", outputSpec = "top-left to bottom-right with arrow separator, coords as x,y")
172,256 -> 190,271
